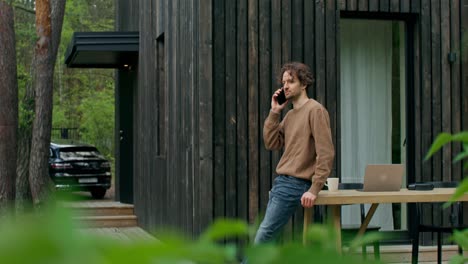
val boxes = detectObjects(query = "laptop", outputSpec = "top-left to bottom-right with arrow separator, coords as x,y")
359,164 -> 405,192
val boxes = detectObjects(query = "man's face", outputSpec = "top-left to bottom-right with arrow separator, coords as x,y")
282,71 -> 306,100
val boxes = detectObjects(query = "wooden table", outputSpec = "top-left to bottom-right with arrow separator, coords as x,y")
303,188 -> 468,251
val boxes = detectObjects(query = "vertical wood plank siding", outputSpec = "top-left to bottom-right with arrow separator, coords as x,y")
213,0 -> 226,221
237,0 -> 249,227
463,1 -> 468,155
451,0 -> 461,187
400,0 -> 410,13
225,0 -> 238,221
198,0 -> 213,235
461,0 -> 468,222
136,0 -> 149,230
315,0 -> 326,105
348,0 -> 357,11
369,0 -> 378,11
390,0 -> 399,12
440,0 -> 452,234
259,0 -> 272,216
441,0 -> 451,184
121,0 -> 468,241
270,0 -> 282,214
431,0 -> 442,186
358,0 -> 368,11
380,0 -> 390,12
248,0 -> 260,224
281,0 -> 292,62
412,0 -> 422,184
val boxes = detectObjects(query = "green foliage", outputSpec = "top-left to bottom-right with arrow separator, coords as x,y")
77,88 -> 114,160
448,178 -> 468,206
301,223 -> 384,263
452,229 -> 468,251
0,203 -> 385,264
60,0 -> 115,57
14,0 -> 116,161
449,230 -> 468,264
246,240 -> 380,264
18,96 -> 34,130
0,206 -> 99,264
50,0 -> 116,161
52,106 -> 68,128
14,0 -> 36,132
347,231 -> 386,253
425,132 -> 468,163
199,219 -> 250,242
425,132 -> 468,203
426,131 -> 468,263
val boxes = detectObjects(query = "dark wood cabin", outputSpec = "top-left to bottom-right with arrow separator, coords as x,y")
113,0 -> 468,245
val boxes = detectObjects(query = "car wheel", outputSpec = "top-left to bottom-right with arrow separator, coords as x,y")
90,187 -> 106,199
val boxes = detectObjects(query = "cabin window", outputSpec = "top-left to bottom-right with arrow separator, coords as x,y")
340,19 -> 407,231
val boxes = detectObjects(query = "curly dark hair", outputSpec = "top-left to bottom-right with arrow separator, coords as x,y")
277,62 -> 314,88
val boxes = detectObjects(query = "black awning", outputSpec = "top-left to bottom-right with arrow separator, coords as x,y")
64,32 -> 139,69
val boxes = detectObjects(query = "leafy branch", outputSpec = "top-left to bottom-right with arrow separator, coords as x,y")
425,132 -> 468,204
12,2 -> 35,15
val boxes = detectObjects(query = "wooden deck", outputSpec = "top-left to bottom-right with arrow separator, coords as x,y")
360,245 -> 464,263
79,227 -> 158,243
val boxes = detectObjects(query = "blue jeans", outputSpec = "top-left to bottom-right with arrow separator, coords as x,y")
253,175 -> 311,244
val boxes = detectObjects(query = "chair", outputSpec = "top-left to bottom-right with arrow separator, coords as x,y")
411,181 -> 466,264
339,183 -> 381,260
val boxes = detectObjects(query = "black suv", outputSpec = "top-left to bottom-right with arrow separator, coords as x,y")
49,143 -> 111,199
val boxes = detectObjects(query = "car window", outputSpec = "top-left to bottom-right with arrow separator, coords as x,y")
59,149 -> 104,160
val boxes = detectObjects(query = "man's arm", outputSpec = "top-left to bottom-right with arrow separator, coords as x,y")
263,89 -> 288,150
263,111 -> 284,150
301,107 -> 335,208
309,107 -> 335,195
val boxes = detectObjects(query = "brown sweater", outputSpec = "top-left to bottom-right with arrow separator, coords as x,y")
263,99 -> 335,195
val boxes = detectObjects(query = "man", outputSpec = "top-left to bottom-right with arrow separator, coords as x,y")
254,62 -> 335,244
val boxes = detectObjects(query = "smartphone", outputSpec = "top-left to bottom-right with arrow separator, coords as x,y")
276,88 -> 287,105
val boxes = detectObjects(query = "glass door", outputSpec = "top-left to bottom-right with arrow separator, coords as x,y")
340,19 -> 407,231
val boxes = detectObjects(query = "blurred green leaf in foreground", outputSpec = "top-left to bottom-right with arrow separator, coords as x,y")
425,131 -> 468,264
0,201 -> 388,264
425,132 -> 468,204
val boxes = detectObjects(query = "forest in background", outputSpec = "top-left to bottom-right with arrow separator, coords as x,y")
15,0 -> 115,161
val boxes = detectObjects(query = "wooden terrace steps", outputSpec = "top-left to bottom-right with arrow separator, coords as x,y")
62,200 -> 158,244
61,201 -> 138,228
74,215 -> 138,228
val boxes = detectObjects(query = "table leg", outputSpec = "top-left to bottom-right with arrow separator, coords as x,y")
330,205 -> 342,253
357,203 -> 379,237
303,208 -> 313,245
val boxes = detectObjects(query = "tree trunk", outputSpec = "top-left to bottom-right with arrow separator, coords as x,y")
16,76 -> 34,212
0,1 -> 18,214
14,0 -> 37,212
29,0 -> 66,206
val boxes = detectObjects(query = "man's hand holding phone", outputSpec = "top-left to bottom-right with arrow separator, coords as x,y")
271,88 -> 288,113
